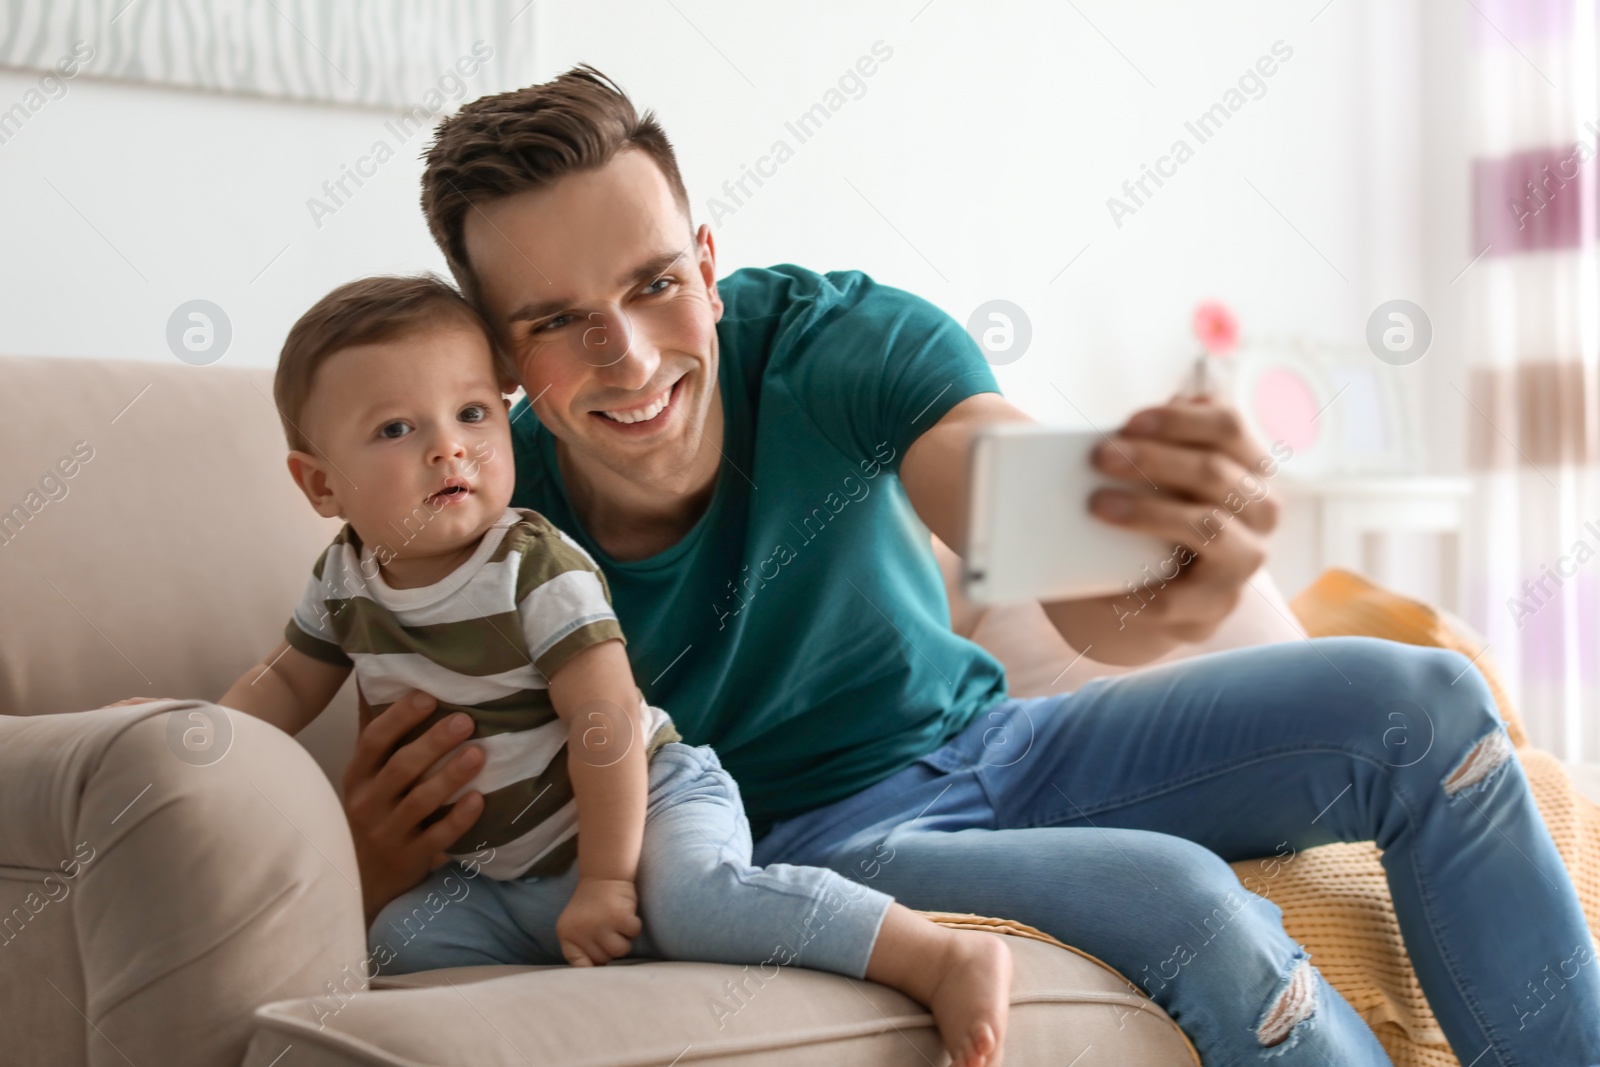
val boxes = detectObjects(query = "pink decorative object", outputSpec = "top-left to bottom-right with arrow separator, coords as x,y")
1192,300 -> 1239,356
1185,300 -> 1238,398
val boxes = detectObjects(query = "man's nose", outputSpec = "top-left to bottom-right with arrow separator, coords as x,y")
578,308 -> 660,389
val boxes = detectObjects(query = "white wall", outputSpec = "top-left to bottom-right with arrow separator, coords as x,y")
0,0 -> 1473,601
535,2 -> 1423,417
0,38 -> 524,365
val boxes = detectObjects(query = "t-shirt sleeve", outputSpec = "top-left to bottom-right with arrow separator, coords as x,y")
778,272 -> 1002,471
283,552 -> 353,667
516,527 -> 626,682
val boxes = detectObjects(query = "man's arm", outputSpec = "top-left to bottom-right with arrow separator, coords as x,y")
900,390 -> 1281,667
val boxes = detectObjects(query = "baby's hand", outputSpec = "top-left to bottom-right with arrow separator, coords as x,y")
556,876 -> 641,967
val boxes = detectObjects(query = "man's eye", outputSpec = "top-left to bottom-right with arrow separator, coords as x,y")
460,404 -> 488,423
646,277 -> 675,295
537,314 -> 574,332
379,421 -> 410,440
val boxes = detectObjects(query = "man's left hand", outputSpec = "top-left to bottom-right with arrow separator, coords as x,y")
1066,391 -> 1280,658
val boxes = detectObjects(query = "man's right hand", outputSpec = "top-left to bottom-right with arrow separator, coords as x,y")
342,690 -> 485,927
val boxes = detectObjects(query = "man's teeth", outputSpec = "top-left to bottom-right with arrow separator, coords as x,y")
600,384 -> 671,424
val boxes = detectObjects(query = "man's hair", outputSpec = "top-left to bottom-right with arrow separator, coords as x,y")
273,274 -> 503,454
420,64 -> 691,303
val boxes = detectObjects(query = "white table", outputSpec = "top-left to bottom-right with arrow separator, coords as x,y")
1278,476 -> 1475,614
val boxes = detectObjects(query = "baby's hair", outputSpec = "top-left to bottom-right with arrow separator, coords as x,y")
273,274 -> 513,454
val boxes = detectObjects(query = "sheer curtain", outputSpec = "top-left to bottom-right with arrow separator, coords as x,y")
1465,0 -> 1600,760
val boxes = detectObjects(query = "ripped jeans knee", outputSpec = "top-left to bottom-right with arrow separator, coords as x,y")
1442,726 -> 1515,799
1254,952 -> 1319,1053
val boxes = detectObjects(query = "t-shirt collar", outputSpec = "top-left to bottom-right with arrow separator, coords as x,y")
355,506 -> 520,610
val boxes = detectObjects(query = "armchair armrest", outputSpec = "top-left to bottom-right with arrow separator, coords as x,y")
0,702 -> 367,1067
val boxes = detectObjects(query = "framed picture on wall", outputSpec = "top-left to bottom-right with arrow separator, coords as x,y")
0,0 -> 535,110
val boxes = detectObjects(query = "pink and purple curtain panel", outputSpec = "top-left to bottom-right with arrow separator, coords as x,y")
1464,0 -> 1600,760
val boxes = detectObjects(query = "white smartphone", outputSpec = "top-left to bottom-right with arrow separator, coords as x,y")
962,424 -> 1177,606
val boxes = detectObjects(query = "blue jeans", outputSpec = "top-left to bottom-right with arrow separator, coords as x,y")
751,636 -> 1600,1066
369,741 -> 893,980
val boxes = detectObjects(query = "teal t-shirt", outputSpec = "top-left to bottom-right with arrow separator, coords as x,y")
508,264 -> 1010,839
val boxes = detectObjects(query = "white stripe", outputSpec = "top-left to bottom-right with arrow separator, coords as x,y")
436,722 -> 569,801
520,569 -> 617,662
376,555 -> 522,627
456,802 -> 579,880
431,696 -> 672,803
352,653 -> 544,706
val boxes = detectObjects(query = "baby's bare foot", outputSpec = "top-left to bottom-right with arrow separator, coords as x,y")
927,931 -> 1013,1067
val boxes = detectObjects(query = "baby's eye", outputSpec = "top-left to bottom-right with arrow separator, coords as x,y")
379,421 -> 411,440
459,404 -> 488,424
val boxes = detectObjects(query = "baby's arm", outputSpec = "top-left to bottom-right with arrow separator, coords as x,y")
219,640 -> 351,736
546,637 -> 649,966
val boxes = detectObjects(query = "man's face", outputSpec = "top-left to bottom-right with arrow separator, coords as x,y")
462,149 -> 724,491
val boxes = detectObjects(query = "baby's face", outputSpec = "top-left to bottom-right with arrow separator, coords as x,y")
296,321 -> 517,561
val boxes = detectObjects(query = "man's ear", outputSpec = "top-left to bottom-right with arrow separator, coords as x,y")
286,451 -> 345,519
695,222 -> 723,322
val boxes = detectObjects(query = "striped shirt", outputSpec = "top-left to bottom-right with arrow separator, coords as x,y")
284,506 -> 680,880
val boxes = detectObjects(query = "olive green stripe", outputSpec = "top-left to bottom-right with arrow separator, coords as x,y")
534,621 -> 624,679
487,511 -> 541,567
513,524 -> 611,604
324,598 -> 533,676
284,620 -> 351,666
459,746 -> 576,849
378,695 -> 559,747
457,691 -> 558,735
314,532 -> 355,582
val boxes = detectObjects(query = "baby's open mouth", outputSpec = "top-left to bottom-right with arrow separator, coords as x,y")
426,483 -> 471,506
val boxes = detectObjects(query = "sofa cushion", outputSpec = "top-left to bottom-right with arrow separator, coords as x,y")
242,931 -> 1199,1067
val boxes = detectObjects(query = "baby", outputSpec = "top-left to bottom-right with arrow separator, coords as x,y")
181,275 -> 1009,1064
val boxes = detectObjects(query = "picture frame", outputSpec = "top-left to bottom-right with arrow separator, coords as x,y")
1225,336 -> 1421,481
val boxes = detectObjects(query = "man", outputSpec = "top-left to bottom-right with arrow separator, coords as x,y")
342,66 -> 1600,1064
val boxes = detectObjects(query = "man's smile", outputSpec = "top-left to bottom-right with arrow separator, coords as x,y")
591,373 -> 686,432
